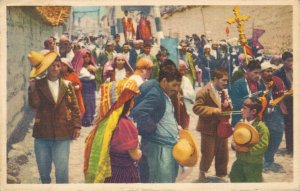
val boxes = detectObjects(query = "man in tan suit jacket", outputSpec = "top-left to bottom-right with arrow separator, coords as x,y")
28,53 -> 81,183
193,67 -> 230,182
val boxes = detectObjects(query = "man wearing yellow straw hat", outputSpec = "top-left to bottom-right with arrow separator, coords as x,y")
28,51 -> 81,183
230,97 -> 269,182
193,67 -> 230,182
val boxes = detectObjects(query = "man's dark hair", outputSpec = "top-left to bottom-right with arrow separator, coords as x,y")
114,34 -> 120,39
244,97 -> 262,115
282,51 -> 293,61
213,67 -> 228,80
156,48 -> 169,60
246,60 -> 261,72
123,42 -> 129,47
158,59 -> 182,82
143,42 -> 152,48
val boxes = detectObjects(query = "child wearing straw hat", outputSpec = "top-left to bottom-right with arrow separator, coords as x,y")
229,97 -> 269,182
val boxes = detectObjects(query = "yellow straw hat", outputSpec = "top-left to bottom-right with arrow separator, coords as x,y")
28,51 -> 59,78
233,122 -> 259,146
173,129 -> 199,167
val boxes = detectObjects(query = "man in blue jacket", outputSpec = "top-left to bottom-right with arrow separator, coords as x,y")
131,60 -> 182,183
230,60 -> 263,126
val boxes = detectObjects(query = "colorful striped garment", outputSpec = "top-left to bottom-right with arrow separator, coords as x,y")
84,79 -> 140,183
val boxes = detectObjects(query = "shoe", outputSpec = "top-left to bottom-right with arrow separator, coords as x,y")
263,162 -> 272,169
216,174 -> 227,178
198,172 -> 208,183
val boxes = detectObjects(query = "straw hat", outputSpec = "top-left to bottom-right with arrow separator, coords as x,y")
28,51 -> 58,78
173,129 -> 199,167
260,61 -> 273,71
233,122 -> 259,146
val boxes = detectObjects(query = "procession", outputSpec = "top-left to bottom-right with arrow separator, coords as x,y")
6,5 -> 294,185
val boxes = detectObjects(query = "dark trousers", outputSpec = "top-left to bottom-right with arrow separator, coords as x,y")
138,154 -> 149,183
284,114 -> 293,153
200,133 -> 228,176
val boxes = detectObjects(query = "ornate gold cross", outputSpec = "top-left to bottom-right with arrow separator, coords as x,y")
226,6 -> 250,46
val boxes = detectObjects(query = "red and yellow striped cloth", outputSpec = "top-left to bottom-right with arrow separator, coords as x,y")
84,79 -> 139,183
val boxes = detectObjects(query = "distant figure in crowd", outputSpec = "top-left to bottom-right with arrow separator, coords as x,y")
78,50 -> 98,127
200,44 -> 217,85
273,51 -> 293,154
270,55 -> 283,71
231,53 -> 246,83
136,12 -> 152,43
59,35 -> 74,61
122,42 -> 131,62
129,57 -> 153,87
102,54 -> 134,82
122,10 -> 135,42
60,58 -> 85,118
114,34 -> 123,53
178,60 -> 195,105
179,41 -> 196,87
41,38 -> 56,54
129,40 -> 142,70
137,42 -> 158,79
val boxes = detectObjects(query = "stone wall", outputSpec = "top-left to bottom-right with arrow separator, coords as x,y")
161,6 -> 293,54
6,7 -> 63,147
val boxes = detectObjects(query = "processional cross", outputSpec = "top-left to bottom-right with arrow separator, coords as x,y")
227,6 -> 252,63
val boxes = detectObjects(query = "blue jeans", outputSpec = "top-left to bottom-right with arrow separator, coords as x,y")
264,129 -> 283,163
263,106 -> 284,163
34,139 -> 70,183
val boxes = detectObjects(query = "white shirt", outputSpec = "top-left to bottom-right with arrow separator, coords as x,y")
115,68 -> 126,81
211,82 -> 221,106
47,79 -> 59,103
181,76 -> 195,102
66,50 -> 75,61
79,67 -> 95,80
123,52 -> 130,62
136,49 -> 141,55
244,118 -> 257,125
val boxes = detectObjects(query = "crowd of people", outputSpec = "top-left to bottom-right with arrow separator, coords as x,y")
27,26 -> 293,184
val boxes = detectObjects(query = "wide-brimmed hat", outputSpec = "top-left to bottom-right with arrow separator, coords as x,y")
28,51 -> 59,78
173,129 -> 199,167
61,58 -> 74,71
233,122 -> 259,146
260,60 -> 273,71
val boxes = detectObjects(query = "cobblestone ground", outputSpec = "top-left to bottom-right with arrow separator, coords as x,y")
8,88 -> 293,184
